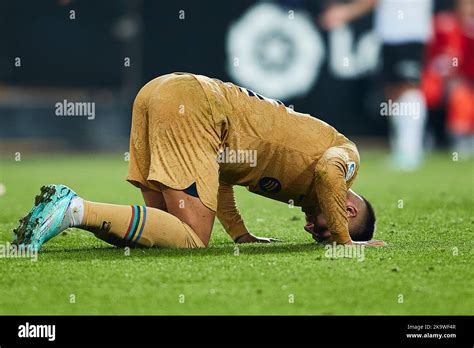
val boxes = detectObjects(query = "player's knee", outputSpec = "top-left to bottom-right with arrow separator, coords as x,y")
183,223 -> 210,248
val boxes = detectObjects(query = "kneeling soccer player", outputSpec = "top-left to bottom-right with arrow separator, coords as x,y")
13,72 -> 385,251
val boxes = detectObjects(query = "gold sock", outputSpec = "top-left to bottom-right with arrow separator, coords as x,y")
81,201 -> 205,248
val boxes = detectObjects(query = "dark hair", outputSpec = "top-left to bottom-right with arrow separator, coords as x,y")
351,196 -> 376,241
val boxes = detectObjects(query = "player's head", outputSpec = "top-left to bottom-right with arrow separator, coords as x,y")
311,190 -> 376,242
345,190 -> 376,241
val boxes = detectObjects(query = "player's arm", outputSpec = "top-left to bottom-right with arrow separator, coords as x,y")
217,182 -> 278,243
314,147 -> 356,245
319,0 -> 377,30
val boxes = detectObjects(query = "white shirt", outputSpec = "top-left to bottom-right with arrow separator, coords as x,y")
375,0 -> 433,44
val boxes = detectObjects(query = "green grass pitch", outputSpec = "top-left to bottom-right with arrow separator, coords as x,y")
0,152 -> 472,315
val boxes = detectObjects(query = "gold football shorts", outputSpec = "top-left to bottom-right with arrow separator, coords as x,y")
126,73 -> 222,211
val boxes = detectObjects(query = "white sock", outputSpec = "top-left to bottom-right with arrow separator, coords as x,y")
60,197 -> 84,230
390,89 -> 427,169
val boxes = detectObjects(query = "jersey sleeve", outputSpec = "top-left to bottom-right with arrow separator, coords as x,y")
216,182 -> 249,241
314,146 -> 359,244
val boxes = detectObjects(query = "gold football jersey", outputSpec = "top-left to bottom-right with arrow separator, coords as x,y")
193,74 -> 360,244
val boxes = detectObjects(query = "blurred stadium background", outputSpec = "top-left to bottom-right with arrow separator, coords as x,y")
1,0 -> 471,158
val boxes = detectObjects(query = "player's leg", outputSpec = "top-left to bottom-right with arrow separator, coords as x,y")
84,183 -> 215,248
383,43 -> 427,170
80,198 -> 204,249
158,184 -> 215,246
388,83 -> 427,170
140,185 -> 168,211
90,185 -> 173,247
12,184 -> 205,251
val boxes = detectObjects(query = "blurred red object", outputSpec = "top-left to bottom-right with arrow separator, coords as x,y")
421,4 -> 474,135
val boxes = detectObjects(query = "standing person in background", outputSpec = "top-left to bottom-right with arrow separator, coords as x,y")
422,0 -> 474,160
320,0 -> 433,170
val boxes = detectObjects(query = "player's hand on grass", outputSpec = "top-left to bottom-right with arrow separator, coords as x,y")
234,233 -> 282,244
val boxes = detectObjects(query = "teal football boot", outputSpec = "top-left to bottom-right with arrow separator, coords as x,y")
12,184 -> 78,251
